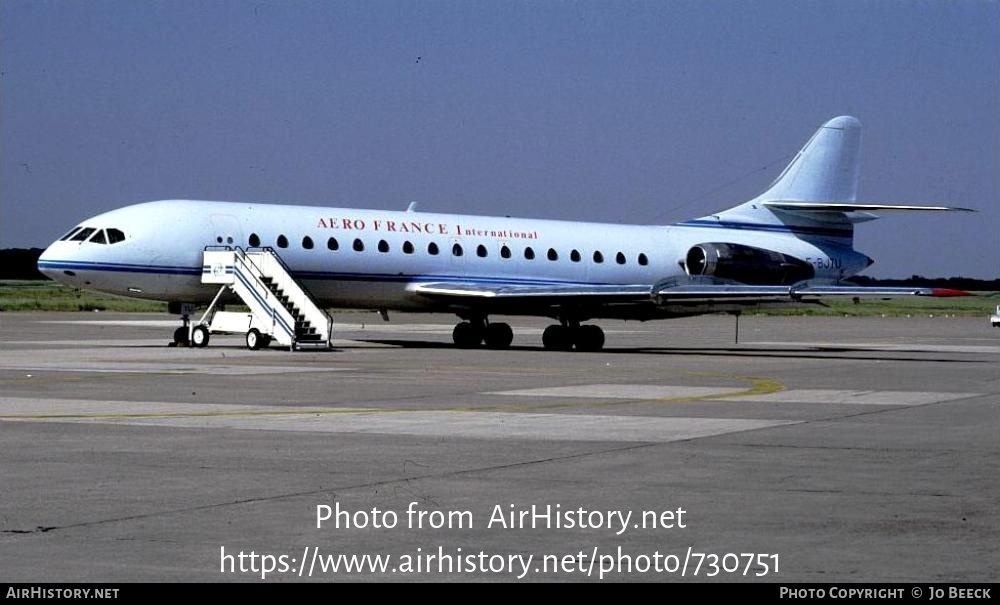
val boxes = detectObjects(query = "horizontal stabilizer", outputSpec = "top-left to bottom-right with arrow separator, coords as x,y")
652,282 -> 971,300
789,284 -> 972,298
764,201 -> 975,213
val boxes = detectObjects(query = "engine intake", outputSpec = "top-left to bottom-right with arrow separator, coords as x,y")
685,243 -> 814,285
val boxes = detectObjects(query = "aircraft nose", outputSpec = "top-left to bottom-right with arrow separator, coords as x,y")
37,243 -> 57,278
37,240 -> 76,282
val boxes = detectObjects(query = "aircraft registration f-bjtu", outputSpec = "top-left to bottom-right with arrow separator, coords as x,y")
38,116 -> 971,351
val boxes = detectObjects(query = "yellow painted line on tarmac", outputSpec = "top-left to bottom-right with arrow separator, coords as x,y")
676,373 -> 787,402
462,374 -> 787,413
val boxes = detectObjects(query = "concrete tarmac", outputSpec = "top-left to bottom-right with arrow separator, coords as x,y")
0,311 -> 997,582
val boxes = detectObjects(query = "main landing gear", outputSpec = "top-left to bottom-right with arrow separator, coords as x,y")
452,318 -> 514,349
450,316 -> 605,351
541,322 -> 605,352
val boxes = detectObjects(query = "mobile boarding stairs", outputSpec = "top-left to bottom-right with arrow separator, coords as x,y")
192,246 -> 333,351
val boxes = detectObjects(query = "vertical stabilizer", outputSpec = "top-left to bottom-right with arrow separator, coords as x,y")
685,116 -> 866,245
756,115 -> 862,202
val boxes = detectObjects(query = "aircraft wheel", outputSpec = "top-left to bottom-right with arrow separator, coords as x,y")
452,322 -> 484,348
246,329 -> 263,351
542,325 -> 573,351
484,322 -> 514,349
574,325 -> 605,352
173,327 -> 190,347
191,325 -> 210,348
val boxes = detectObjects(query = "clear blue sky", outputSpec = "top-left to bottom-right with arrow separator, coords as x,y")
2,0 -> 997,278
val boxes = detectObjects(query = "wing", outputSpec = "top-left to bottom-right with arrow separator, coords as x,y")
409,279 -> 969,315
409,282 -> 654,302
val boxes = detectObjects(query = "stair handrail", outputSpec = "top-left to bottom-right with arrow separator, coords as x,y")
203,245 -> 269,282
229,246 -> 293,339
246,246 -> 334,329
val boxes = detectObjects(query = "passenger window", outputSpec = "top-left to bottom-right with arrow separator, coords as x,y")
593,251 -> 604,263
403,241 -> 414,254
476,244 -> 488,258
524,247 -> 535,260
547,248 -> 558,261
327,237 -> 339,251
570,249 -> 581,262
107,228 -> 126,244
90,230 -> 108,245
303,236 -> 314,250
638,253 -> 649,266
616,252 -> 626,265
71,228 -> 96,242
452,243 -> 464,257
277,235 -> 288,248
378,240 -> 389,253
500,245 -> 511,259
249,233 -> 261,247
428,242 -> 439,255
60,227 -> 83,241
353,238 -> 364,252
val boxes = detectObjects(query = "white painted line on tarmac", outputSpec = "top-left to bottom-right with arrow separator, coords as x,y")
38,320 -> 181,327
74,411 -> 797,443
488,384 -> 747,400
752,341 -> 1000,354
723,389 -> 980,406
0,397 -> 334,417
4,339 -> 186,347
0,362 -> 351,375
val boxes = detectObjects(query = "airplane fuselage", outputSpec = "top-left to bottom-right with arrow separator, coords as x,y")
38,199 -> 870,316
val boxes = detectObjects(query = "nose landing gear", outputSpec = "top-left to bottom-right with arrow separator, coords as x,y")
168,302 -> 199,348
172,326 -> 189,347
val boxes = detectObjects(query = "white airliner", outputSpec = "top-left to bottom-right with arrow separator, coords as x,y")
38,116 -> 971,351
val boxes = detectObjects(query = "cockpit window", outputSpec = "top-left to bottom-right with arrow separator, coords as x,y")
107,228 -> 126,244
59,227 -> 83,241
71,227 -> 96,242
90,230 -> 108,244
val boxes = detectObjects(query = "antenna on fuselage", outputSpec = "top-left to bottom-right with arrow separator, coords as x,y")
406,201 -> 419,213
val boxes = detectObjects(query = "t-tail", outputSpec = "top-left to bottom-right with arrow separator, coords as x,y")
681,115 -> 973,248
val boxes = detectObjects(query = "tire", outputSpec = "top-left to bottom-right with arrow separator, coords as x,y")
452,322 -> 483,348
246,329 -> 263,351
542,325 -> 572,351
191,325 -> 210,348
173,326 -> 189,346
259,335 -> 272,349
484,322 -> 514,349
575,325 -> 605,352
